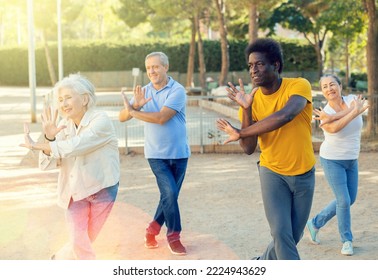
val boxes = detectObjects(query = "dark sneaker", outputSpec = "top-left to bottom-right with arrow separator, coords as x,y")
144,233 -> 158,249
168,240 -> 187,255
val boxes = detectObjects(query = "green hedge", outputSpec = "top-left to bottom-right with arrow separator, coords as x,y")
0,39 -> 317,86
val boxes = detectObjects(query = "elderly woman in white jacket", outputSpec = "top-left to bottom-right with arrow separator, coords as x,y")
21,74 -> 120,260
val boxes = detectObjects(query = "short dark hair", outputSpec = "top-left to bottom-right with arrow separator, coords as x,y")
245,38 -> 284,73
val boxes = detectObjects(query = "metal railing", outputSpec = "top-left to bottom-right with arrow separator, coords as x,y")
97,93 -> 378,154
100,95 -> 243,154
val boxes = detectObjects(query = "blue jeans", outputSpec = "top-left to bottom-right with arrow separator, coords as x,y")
59,183 -> 118,260
258,164 -> 315,260
147,158 -> 188,242
312,157 -> 358,243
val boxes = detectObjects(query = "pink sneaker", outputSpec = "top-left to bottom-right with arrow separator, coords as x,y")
144,233 -> 158,249
168,240 -> 187,255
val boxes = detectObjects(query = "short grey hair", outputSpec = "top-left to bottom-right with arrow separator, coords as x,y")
145,52 -> 169,66
53,73 -> 97,109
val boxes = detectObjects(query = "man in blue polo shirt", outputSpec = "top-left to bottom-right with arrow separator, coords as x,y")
119,52 -> 191,255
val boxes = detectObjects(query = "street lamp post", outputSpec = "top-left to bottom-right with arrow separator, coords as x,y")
57,0 -> 63,81
27,0 -> 37,123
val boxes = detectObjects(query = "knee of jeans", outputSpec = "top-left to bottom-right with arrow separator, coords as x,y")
161,187 -> 179,199
350,193 -> 357,205
270,224 -> 285,239
337,198 -> 351,209
162,193 -> 178,206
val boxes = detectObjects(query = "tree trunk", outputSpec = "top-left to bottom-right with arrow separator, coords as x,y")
41,30 -> 57,86
344,37 -> 349,88
186,17 -> 196,88
248,2 -> 258,43
195,12 -> 206,94
315,43 -> 323,80
365,0 -> 378,136
304,31 -> 325,80
214,0 -> 229,86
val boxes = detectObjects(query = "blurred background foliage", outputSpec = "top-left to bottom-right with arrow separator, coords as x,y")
0,0 -> 371,87
0,39 -> 316,86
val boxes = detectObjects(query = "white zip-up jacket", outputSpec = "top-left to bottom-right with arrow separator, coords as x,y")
39,109 -> 120,209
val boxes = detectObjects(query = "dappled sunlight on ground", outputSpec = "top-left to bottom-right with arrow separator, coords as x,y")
1,88 -> 378,260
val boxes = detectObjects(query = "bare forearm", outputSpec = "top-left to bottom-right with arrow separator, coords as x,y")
327,107 -> 353,122
129,110 -> 168,125
239,95 -> 303,138
334,108 -> 353,119
322,108 -> 361,133
240,112 -> 290,138
119,103 -> 141,122
239,107 -> 258,154
119,109 -> 132,122
239,136 -> 257,155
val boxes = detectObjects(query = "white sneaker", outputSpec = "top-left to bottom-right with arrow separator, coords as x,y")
306,220 -> 320,245
341,241 -> 353,256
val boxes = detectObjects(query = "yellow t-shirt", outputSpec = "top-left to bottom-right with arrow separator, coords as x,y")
238,77 -> 315,175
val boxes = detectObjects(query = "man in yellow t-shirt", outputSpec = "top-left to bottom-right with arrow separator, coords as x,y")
217,38 -> 316,260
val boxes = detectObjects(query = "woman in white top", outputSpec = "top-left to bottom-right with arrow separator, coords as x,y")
306,74 -> 368,256
20,74 -> 120,259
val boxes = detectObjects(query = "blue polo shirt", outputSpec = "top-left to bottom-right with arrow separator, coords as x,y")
135,76 -> 191,159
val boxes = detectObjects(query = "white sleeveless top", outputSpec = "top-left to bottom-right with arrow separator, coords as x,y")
319,94 -> 363,160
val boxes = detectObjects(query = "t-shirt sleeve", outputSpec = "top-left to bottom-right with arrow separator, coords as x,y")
164,86 -> 186,112
289,78 -> 312,103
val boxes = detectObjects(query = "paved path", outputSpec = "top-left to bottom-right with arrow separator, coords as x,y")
0,87 -> 240,260
1,87 -> 378,261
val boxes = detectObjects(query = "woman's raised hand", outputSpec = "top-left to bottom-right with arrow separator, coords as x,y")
20,123 -> 36,150
41,103 -> 65,140
352,95 -> 369,114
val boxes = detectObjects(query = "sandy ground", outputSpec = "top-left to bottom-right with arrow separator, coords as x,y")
0,88 -> 377,261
